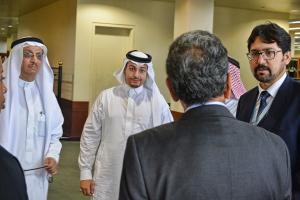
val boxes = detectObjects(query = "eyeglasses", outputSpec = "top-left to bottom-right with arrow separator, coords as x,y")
23,51 -> 43,61
246,50 -> 282,61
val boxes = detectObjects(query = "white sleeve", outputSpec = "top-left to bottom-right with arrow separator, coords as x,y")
45,93 -> 64,163
45,120 -> 63,162
161,96 -> 174,124
78,93 -> 104,180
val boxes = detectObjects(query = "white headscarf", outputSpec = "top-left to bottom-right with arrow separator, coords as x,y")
0,38 -> 63,159
113,50 -> 166,126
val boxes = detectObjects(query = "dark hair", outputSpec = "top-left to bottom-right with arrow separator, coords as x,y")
247,22 -> 291,53
166,30 -> 228,106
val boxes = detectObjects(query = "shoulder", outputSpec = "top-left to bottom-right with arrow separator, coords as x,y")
0,146 -> 22,171
94,87 -> 117,102
239,87 -> 257,100
290,78 -> 300,90
0,146 -> 15,160
237,120 -> 288,151
128,122 -> 176,148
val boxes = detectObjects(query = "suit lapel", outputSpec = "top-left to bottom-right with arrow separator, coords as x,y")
258,76 -> 293,131
241,88 -> 258,122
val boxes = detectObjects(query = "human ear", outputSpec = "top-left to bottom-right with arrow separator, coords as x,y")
166,78 -> 179,102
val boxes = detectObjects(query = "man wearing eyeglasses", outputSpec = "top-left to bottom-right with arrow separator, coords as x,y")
0,37 -> 64,200
236,22 -> 300,200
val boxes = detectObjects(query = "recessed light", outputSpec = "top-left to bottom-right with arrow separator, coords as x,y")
8,25 -> 13,28
0,28 -> 5,31
289,21 -> 300,24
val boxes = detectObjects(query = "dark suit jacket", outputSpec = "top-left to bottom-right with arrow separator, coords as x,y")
0,145 -> 28,200
119,105 -> 291,200
237,76 -> 300,194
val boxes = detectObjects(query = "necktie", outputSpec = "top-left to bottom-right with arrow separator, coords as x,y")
256,91 -> 270,119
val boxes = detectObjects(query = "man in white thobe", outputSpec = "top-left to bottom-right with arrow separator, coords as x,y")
79,50 -> 173,200
0,37 -> 64,200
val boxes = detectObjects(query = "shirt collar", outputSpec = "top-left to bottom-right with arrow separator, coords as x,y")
185,101 -> 225,112
258,73 -> 287,97
18,77 -> 35,88
123,84 -> 144,97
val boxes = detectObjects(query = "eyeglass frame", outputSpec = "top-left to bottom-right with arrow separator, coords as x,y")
23,51 -> 44,61
246,49 -> 282,61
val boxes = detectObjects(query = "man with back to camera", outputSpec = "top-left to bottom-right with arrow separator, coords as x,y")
0,60 -> 28,200
0,37 -> 64,200
119,30 -> 291,200
236,22 -> 300,199
78,50 -> 173,200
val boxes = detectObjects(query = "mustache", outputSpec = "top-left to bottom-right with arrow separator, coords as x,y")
255,64 -> 271,73
130,77 -> 141,81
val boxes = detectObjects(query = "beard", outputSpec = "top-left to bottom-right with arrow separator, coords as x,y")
254,64 -> 275,83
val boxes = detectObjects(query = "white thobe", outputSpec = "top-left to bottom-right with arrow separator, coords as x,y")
224,98 -> 238,117
79,84 -> 173,200
17,79 -> 48,200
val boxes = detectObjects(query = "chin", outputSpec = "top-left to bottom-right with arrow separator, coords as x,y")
129,85 -> 140,88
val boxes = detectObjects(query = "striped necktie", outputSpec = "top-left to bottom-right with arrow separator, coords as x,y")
256,91 -> 270,119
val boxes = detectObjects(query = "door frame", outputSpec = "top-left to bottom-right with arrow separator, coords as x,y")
89,22 -> 135,108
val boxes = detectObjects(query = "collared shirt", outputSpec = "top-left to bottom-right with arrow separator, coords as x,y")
250,73 -> 287,124
185,101 -> 226,112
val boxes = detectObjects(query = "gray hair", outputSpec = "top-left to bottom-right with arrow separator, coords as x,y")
166,30 -> 228,106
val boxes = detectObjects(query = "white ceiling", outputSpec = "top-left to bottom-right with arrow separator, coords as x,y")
0,0 -> 300,39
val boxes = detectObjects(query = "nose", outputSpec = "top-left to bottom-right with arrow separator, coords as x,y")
256,53 -> 266,64
30,55 -> 39,63
133,69 -> 140,77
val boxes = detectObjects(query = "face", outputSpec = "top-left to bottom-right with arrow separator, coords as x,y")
248,37 -> 291,86
0,62 -> 7,111
124,61 -> 148,88
20,45 -> 43,81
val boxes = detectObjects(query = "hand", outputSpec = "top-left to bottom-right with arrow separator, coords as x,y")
80,180 -> 95,196
44,157 -> 57,175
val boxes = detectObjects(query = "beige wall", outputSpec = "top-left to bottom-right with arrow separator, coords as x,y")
73,0 -> 175,101
16,1 -> 292,101
213,6 -> 289,90
18,0 -> 77,100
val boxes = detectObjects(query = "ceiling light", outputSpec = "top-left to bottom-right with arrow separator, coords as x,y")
295,36 -> 300,39
289,27 -> 300,30
7,25 -> 13,28
289,21 -> 300,24
295,32 -> 300,35
0,28 -> 5,31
